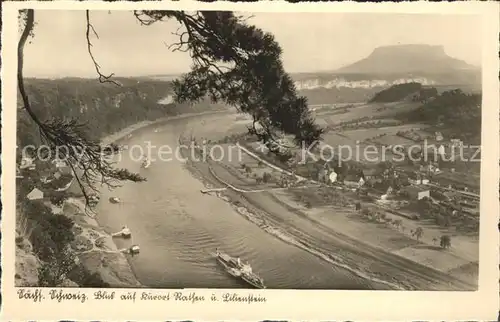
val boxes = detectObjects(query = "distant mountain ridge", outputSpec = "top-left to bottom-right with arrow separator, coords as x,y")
290,44 -> 480,104
142,44 -> 481,105
336,44 -> 477,74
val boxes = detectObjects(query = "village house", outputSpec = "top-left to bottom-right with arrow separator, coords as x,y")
361,168 -> 381,181
53,160 -> 73,175
26,187 -> 44,201
408,171 -> 429,185
19,156 -> 36,170
409,177 -> 430,185
437,144 -> 446,157
404,186 -> 430,201
359,167 -> 382,186
428,163 -> 441,174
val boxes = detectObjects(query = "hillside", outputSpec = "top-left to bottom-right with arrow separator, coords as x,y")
17,78 -> 226,148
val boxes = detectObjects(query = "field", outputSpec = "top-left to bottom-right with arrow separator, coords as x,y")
319,123 -> 432,164
206,143 -> 286,189
314,101 -> 421,127
190,108 -> 480,289
308,102 -> 432,163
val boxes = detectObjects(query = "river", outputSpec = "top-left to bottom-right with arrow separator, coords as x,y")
96,113 -> 390,289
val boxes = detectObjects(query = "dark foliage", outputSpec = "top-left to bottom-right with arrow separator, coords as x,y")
440,235 -> 452,249
38,247 -> 77,287
262,172 -> 272,183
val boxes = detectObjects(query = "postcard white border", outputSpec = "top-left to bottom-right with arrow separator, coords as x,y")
2,1 -> 499,320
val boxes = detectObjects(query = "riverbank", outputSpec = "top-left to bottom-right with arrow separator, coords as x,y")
16,109 -> 233,288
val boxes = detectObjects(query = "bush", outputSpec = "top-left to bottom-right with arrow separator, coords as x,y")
49,192 -> 68,207
262,172 -> 272,183
47,215 -> 75,246
435,214 -> 452,227
361,208 -> 372,217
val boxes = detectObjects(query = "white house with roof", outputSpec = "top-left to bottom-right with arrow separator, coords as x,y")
435,132 -> 444,142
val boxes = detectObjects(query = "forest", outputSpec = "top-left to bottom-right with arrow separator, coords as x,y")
402,88 -> 482,142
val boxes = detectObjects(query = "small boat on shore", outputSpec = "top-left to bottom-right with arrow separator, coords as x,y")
112,226 -> 131,239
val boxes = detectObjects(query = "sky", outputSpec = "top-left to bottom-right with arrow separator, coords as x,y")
23,10 -> 482,78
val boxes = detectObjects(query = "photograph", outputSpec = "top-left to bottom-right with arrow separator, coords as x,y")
14,8 -> 484,291
3,1 -> 499,320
